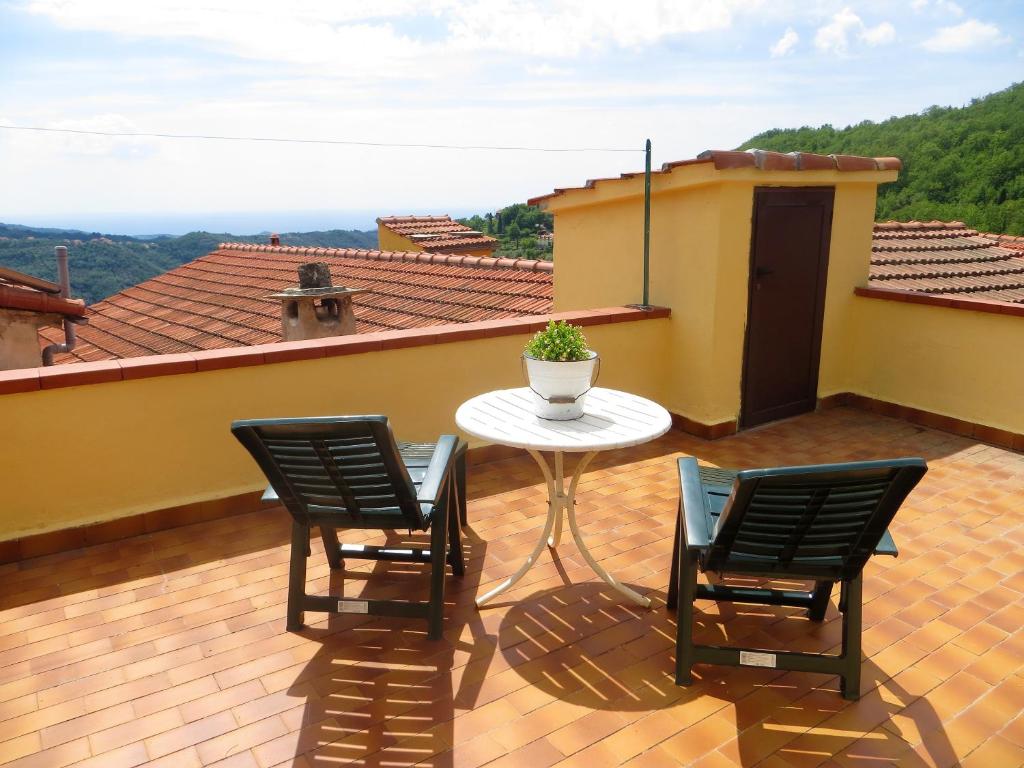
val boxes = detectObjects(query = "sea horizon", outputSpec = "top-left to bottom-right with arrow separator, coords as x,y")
2,207 -> 483,238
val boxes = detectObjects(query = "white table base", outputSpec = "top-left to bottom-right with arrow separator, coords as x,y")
474,448 -> 652,609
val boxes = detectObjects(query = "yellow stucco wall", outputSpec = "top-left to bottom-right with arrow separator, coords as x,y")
815,183 -> 883,397
447,246 -> 497,257
376,224 -> 495,258
0,317 -> 670,542
377,225 -> 419,253
839,297 -> 1024,434
545,163 -> 1024,436
548,165 -> 890,427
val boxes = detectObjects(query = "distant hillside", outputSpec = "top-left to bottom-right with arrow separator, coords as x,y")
0,225 -> 377,304
739,81 -> 1024,235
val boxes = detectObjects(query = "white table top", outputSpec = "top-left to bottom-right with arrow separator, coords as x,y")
455,387 -> 672,453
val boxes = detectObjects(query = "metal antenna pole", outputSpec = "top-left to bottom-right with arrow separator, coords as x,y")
643,138 -> 651,308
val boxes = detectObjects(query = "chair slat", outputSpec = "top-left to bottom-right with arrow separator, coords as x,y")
705,458 -> 927,580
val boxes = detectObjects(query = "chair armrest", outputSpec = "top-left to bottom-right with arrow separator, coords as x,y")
416,435 -> 459,508
678,457 -> 712,551
874,530 -> 898,557
261,485 -> 279,505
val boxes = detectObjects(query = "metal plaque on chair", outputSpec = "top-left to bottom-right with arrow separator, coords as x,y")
739,651 -> 777,668
339,600 -> 369,614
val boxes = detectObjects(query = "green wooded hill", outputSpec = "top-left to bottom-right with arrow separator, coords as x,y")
0,225 -> 377,305
738,81 -> 1024,234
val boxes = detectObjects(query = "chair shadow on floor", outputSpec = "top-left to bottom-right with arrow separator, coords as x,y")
279,526 -> 494,767
496,582 -> 956,766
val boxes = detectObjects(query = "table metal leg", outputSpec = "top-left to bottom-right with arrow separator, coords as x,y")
476,448 -> 650,609
474,448 -> 560,607
565,453 -> 652,608
548,451 -> 564,548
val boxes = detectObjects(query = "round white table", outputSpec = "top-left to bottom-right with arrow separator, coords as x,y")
456,386 -> 672,608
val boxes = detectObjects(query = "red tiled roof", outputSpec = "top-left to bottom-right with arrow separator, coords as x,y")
0,268 -> 86,318
39,244 -> 553,363
529,149 -> 902,205
869,221 -> 1024,304
377,215 -> 498,254
980,232 -> 1024,252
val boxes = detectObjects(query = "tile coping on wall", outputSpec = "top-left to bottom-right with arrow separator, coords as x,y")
855,286 -> 1024,318
528,149 -> 902,206
0,305 -> 670,395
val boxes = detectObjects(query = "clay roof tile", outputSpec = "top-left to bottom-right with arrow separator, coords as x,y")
43,244 -> 554,363
870,221 -> 1024,310
0,270 -> 87,318
377,214 -> 499,255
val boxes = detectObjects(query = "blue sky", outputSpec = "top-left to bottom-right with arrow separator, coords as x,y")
0,1 -> 1021,232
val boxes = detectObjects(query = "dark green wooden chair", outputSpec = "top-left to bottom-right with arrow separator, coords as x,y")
231,415 -> 464,640
668,457 -> 927,699
397,441 -> 468,527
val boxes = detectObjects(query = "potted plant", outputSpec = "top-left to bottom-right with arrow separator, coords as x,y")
523,320 -> 599,420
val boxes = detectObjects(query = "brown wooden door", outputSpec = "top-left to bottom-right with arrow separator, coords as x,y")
740,187 -> 834,428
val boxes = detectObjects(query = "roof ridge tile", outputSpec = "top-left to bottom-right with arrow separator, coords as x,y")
530,149 -> 901,206
217,242 -> 550,273
0,284 -> 87,317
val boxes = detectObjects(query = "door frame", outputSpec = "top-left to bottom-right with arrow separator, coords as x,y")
739,186 -> 834,429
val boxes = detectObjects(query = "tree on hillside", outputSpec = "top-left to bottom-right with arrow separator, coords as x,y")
457,204 -> 554,261
505,222 -> 522,250
739,81 -> 1024,234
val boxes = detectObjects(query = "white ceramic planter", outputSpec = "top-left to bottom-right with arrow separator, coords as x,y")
523,351 -> 599,420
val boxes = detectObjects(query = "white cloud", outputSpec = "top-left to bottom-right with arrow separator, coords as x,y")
23,0 -> 445,33
23,1 -> 441,78
770,27 -> 799,57
912,0 -> 964,15
937,1 -> 964,17
23,0 -> 761,66
921,19 -> 1009,52
50,114 -> 158,159
814,8 -> 896,55
445,0 -> 756,57
0,114 -> 157,162
861,21 -> 895,46
526,64 -> 573,78
815,9 -> 859,55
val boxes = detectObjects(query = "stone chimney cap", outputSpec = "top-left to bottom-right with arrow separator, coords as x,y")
269,286 -> 368,299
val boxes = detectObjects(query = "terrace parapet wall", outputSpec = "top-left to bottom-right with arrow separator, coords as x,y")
0,307 -> 671,546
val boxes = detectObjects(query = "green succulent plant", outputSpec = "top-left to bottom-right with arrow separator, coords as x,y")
524,320 -> 590,362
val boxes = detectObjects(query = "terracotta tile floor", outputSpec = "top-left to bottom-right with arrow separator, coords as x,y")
2,406 -> 1023,767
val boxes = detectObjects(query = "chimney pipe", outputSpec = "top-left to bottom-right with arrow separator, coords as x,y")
41,245 -> 78,365
270,263 -> 366,341
270,233 -> 280,246
56,245 -> 71,297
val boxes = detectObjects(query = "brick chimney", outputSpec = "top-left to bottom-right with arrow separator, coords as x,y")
270,262 -> 366,341
269,233 -> 280,246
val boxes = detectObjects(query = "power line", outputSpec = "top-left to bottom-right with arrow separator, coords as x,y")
0,124 -> 641,153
